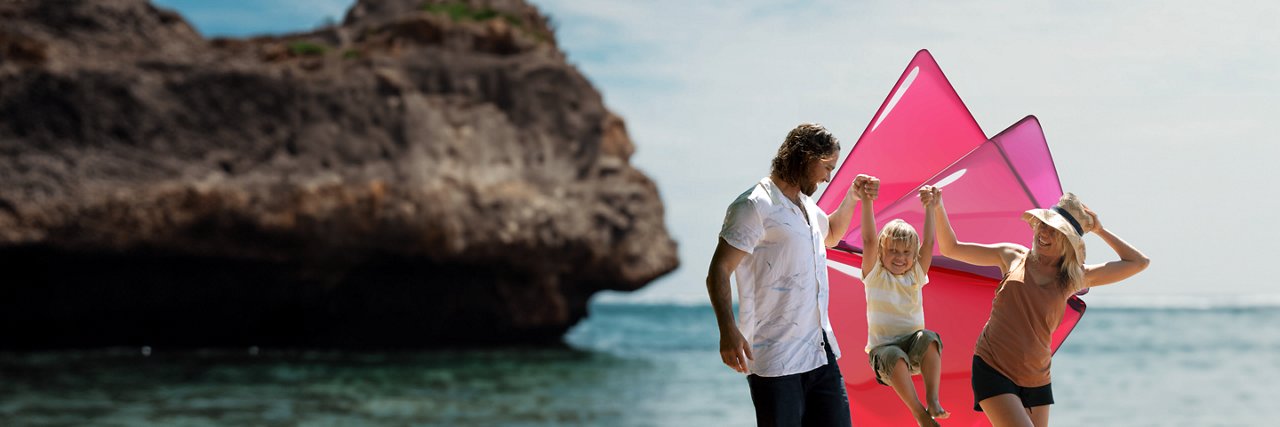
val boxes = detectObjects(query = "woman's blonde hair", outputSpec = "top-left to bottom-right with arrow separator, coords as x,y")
877,219 -> 919,255
1029,192 -> 1094,291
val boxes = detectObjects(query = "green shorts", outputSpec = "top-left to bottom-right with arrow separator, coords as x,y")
867,329 -> 943,386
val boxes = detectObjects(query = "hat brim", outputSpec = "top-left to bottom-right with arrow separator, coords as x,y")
1022,209 -> 1085,262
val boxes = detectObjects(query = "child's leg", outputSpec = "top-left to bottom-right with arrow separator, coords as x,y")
921,340 -> 949,419
886,358 -> 938,427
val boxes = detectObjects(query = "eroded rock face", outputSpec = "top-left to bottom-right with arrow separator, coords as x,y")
0,0 -> 677,348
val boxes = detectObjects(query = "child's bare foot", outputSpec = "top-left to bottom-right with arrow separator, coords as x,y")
927,400 -> 950,420
913,411 -> 940,427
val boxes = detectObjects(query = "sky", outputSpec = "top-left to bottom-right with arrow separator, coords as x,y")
153,0 -> 1280,307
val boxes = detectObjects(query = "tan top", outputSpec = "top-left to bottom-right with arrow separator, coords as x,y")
974,255 -> 1078,387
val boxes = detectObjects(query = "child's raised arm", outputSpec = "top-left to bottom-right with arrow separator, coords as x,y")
857,175 -> 880,279
918,186 -> 938,273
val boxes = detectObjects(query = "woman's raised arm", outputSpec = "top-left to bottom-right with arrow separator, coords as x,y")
932,190 -> 1024,272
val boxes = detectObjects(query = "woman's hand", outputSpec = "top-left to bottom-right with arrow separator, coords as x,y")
919,185 -> 940,207
1083,207 -> 1101,233
1080,205 -> 1149,288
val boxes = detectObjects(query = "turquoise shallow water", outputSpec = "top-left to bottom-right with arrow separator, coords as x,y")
1049,306 -> 1280,426
2,303 -> 1277,426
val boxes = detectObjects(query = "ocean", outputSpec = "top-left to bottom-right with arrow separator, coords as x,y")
1,303 -> 1276,426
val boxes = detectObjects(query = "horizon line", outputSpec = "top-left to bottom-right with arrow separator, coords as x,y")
593,293 -> 1280,310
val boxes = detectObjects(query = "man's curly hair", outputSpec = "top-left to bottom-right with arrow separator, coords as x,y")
771,123 -> 840,187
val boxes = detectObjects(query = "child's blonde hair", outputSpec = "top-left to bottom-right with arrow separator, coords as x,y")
877,219 -> 919,255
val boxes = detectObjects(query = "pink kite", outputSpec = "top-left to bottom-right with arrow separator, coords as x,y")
818,50 -> 1086,427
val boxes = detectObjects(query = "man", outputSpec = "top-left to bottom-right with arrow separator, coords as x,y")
707,123 -> 871,426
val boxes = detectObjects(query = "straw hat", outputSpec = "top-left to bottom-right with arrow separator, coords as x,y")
1021,204 -> 1087,262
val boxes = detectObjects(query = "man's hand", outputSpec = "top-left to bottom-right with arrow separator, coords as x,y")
719,327 -> 754,374
860,176 -> 880,201
850,174 -> 869,199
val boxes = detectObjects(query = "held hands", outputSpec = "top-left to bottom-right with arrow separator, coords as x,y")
850,175 -> 868,200
918,185 -> 941,207
851,174 -> 880,201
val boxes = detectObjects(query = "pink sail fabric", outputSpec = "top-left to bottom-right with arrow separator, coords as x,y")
863,116 -> 1062,275
872,141 -> 1035,256
991,116 -> 1063,209
820,51 -> 1086,427
817,49 -> 987,250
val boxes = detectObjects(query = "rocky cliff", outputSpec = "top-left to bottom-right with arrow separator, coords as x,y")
0,0 -> 677,348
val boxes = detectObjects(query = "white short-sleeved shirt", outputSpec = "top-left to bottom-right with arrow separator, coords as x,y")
863,261 -> 928,352
719,177 -> 840,377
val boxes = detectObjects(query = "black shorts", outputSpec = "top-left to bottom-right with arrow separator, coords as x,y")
971,355 -> 1054,411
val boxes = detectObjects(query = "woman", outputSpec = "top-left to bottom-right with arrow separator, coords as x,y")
929,188 -> 1149,427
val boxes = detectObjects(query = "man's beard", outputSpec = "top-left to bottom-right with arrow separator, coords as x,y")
801,181 -> 818,196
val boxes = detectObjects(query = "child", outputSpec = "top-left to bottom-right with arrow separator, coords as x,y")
854,175 -> 948,427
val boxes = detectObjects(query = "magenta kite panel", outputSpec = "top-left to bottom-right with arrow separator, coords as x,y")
817,49 -> 987,252
820,50 -> 1086,427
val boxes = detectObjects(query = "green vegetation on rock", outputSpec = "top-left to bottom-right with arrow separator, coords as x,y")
421,2 -> 522,27
288,41 -> 328,56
